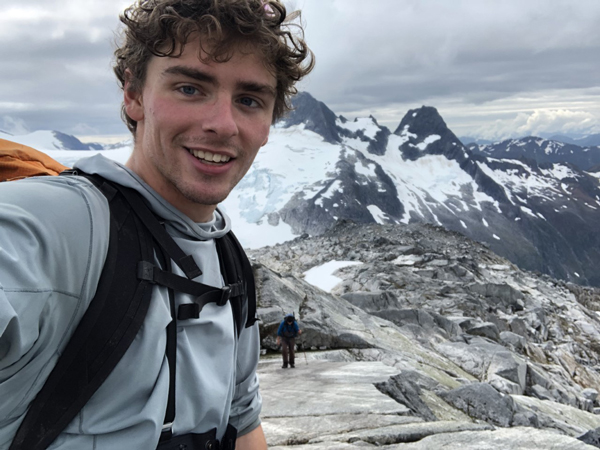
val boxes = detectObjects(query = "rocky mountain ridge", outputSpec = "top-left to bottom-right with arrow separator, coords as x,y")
252,221 -> 600,448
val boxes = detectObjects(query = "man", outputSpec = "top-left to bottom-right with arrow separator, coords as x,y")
277,313 -> 302,369
0,0 -> 313,448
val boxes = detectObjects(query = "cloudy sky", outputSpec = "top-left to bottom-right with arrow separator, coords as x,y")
2,0 -> 600,142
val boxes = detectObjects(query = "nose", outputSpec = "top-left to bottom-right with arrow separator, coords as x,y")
202,95 -> 239,138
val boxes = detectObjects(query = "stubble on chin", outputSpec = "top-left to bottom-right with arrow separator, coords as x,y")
159,162 -> 231,207
169,156 -> 246,208
179,179 -> 232,207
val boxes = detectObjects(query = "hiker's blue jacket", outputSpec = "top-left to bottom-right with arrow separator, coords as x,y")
277,320 -> 300,338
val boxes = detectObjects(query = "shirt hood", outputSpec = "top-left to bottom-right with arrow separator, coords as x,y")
74,154 -> 231,241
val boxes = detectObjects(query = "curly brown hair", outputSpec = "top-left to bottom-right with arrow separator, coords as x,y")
113,0 -> 314,134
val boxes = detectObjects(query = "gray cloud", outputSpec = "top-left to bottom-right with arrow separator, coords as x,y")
2,0 -> 600,140
298,0 -> 600,137
0,1 -> 127,136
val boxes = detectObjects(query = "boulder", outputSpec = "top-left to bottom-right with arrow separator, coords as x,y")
438,382 -> 515,427
486,351 -> 527,395
468,282 -> 525,312
578,427 -> 600,448
374,373 -> 438,421
465,321 -> 501,341
583,389 -> 599,403
500,331 -> 527,351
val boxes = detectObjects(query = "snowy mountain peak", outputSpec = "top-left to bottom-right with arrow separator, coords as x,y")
276,92 -> 393,156
392,106 -> 467,163
394,106 -> 450,137
277,91 -> 341,144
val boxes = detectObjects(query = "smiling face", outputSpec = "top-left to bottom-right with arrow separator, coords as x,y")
124,39 -> 276,222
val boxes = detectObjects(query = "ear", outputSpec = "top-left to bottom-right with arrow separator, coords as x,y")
124,69 -> 144,122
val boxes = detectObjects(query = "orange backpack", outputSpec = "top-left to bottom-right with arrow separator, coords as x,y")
0,138 -> 69,181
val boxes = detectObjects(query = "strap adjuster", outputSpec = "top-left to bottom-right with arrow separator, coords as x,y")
178,303 -> 200,320
218,286 -> 231,306
137,261 -> 156,283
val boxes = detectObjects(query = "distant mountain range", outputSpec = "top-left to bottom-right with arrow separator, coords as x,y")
467,137 -> 600,172
459,136 -> 494,145
3,94 -> 600,287
548,133 -> 600,147
460,134 -> 600,147
0,129 -> 129,151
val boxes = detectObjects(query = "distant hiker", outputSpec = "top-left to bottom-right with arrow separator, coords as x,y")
0,1 -> 313,449
277,313 -> 303,368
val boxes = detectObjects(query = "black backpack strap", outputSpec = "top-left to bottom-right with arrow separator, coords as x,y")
10,178 -> 156,450
215,232 -> 258,337
227,231 -> 258,328
155,249 -> 178,444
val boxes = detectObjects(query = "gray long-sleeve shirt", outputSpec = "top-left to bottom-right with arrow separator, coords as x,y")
0,155 -> 262,449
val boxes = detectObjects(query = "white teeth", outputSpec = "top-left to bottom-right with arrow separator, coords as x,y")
189,148 -> 231,163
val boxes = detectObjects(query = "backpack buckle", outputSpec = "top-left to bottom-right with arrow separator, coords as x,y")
137,261 -> 156,283
59,169 -> 79,176
218,286 -> 231,306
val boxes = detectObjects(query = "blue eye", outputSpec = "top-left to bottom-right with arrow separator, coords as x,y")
239,97 -> 259,108
179,86 -> 197,95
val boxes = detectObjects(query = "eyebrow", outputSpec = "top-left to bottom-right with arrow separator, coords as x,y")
164,65 -> 215,84
163,65 -> 276,98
